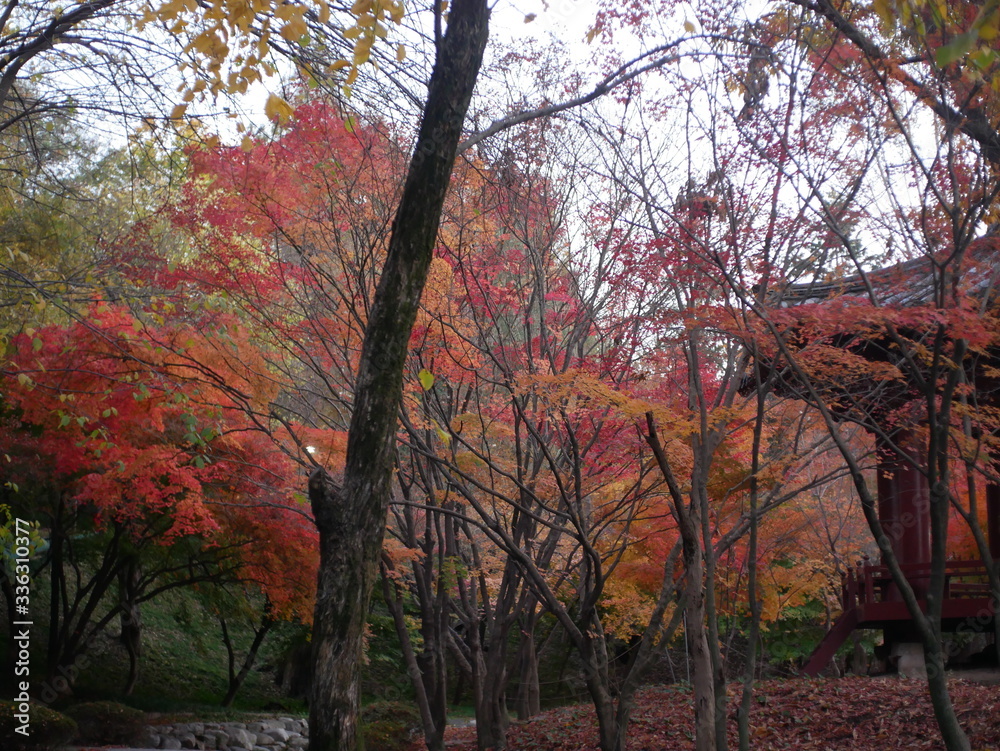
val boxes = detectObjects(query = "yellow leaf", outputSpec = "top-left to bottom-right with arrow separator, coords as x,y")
170,103 -> 188,120
353,36 -> 374,65
524,13 -> 536,23
396,43 -> 406,62
240,135 -> 255,152
280,17 -> 308,41
264,93 -> 294,123
684,19 -> 695,33
873,0 -> 894,30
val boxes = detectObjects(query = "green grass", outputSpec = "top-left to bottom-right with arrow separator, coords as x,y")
2,562 -> 415,718
32,585 -> 305,714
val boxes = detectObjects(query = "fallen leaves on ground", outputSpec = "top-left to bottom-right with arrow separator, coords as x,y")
443,676 -> 1000,750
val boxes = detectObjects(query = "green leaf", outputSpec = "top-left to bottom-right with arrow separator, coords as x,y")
418,368 -> 435,391
936,31 -> 977,66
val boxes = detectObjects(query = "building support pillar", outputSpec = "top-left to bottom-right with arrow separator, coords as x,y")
876,431 -> 930,676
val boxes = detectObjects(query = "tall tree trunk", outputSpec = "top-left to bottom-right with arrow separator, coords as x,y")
698,477 -> 728,751
469,614 -> 510,751
515,610 -> 541,721
574,612 -> 621,751
686,557 -> 717,751
307,4 -> 490,750
221,612 -> 275,708
738,374 -> 765,751
645,413 -> 717,751
119,558 -> 143,696
379,562 -> 445,751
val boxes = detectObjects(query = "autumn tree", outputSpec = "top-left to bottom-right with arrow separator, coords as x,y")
0,304 -> 319,696
560,16 -> 909,744
578,3 -> 1000,749
384,124 -> 671,751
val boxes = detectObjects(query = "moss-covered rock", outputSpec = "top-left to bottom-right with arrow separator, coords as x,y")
63,700 -> 146,745
361,700 -> 422,750
0,701 -> 78,751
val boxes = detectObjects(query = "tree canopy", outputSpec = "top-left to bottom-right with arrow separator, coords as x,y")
2,2 -> 1000,751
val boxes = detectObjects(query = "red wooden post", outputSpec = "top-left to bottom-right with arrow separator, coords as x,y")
876,431 -> 931,598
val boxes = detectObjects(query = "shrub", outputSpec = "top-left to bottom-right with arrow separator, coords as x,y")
0,701 -> 79,751
361,701 -> 422,750
64,700 -> 146,745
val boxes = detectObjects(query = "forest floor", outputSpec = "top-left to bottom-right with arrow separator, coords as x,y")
441,675 -> 1000,750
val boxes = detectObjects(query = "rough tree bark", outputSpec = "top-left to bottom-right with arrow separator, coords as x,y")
118,558 -> 143,696
307,3 -> 490,750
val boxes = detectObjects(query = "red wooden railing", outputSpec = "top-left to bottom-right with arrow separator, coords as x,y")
841,556 -> 992,610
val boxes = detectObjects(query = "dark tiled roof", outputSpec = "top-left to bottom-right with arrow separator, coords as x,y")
772,235 -> 1000,310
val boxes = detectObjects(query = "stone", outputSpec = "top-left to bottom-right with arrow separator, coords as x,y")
254,733 -> 275,746
162,738 -> 183,750
894,642 -> 928,679
264,728 -> 291,743
180,732 -> 200,749
229,727 -> 258,750
247,722 -> 267,733
288,737 -> 309,749
211,730 -> 230,748
202,734 -> 219,750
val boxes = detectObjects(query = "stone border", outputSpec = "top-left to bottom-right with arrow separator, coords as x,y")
142,717 -> 308,751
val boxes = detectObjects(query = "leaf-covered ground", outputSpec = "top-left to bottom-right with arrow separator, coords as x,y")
443,677 -> 1000,750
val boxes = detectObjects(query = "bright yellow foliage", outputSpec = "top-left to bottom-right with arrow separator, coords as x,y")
143,0 -> 406,113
